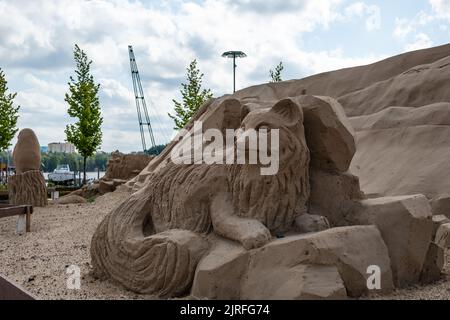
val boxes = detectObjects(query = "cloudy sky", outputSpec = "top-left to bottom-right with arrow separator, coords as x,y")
1,0 -> 450,152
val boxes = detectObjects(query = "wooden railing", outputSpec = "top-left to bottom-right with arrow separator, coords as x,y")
0,274 -> 35,300
0,204 -> 33,233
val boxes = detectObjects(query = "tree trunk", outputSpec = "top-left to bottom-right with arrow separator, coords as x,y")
83,156 -> 87,186
8,170 -> 47,207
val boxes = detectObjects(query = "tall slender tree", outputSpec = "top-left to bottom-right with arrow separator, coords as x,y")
168,59 -> 213,130
269,61 -> 284,82
65,44 -> 103,185
0,68 -> 20,153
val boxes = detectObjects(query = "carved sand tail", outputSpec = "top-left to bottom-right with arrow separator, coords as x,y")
90,188 -> 209,296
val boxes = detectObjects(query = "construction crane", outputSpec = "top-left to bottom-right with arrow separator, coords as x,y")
128,45 -> 156,152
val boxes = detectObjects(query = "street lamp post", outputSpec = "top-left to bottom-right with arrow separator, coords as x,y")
222,51 -> 247,93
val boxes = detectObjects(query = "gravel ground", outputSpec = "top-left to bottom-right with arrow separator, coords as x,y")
0,190 -> 157,300
368,251 -> 450,300
0,190 -> 449,300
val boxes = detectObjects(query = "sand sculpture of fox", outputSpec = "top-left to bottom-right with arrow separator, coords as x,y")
91,98 -> 310,296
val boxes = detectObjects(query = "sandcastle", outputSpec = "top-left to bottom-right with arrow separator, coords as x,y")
8,129 -> 47,207
61,151 -> 153,203
97,151 -> 153,195
91,92 -> 448,299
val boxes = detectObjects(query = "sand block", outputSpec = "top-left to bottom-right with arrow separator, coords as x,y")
98,180 -> 115,195
309,169 -> 363,226
355,195 -> 433,287
294,214 -> 330,233
69,183 -> 99,199
419,215 -> 450,283
53,194 -> 87,205
435,223 -> 450,248
244,264 -> 347,300
104,151 -> 152,181
112,179 -> 127,187
432,215 -> 450,236
294,95 -> 356,172
419,222 -> 450,283
191,226 -> 392,299
191,236 -> 249,300
285,265 -> 347,300
241,226 -> 392,299
420,242 -> 445,284
430,194 -> 450,218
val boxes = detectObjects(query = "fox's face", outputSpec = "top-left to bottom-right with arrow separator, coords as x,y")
236,98 -> 307,171
226,98 -> 310,232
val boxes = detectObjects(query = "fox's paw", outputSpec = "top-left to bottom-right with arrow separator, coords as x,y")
240,223 -> 272,250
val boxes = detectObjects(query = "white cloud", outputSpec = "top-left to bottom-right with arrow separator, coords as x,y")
429,0 -> 450,20
0,0 -> 388,152
404,33 -> 433,52
392,1 -> 446,51
393,7 -> 438,40
293,48 -> 386,74
100,78 -> 133,105
344,2 -> 381,31
394,18 -> 415,38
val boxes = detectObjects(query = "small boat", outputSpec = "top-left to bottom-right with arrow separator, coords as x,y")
48,164 -> 75,183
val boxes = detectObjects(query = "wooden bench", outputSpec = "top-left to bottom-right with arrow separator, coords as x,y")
0,274 -> 35,300
0,204 -> 33,234
0,190 -> 8,203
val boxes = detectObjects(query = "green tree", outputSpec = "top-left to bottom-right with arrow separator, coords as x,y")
269,61 -> 284,82
65,44 -> 103,185
40,151 -> 109,172
146,144 -> 166,156
168,59 -> 213,130
0,68 -> 20,152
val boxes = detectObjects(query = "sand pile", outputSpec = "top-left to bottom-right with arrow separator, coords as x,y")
231,43 -> 450,202
128,43 -> 450,203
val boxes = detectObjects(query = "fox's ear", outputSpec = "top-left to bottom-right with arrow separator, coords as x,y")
221,98 -> 242,130
240,104 -> 251,122
271,98 -> 302,126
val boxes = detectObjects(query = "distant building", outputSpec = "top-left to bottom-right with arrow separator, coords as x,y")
40,146 -> 48,153
48,142 -> 76,154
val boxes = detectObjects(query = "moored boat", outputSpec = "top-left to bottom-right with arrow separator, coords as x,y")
48,164 -> 74,183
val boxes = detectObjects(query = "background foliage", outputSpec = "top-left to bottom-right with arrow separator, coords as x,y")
168,59 -> 213,130
0,68 -> 20,152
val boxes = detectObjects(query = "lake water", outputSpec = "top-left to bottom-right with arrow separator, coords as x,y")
43,171 -> 106,181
